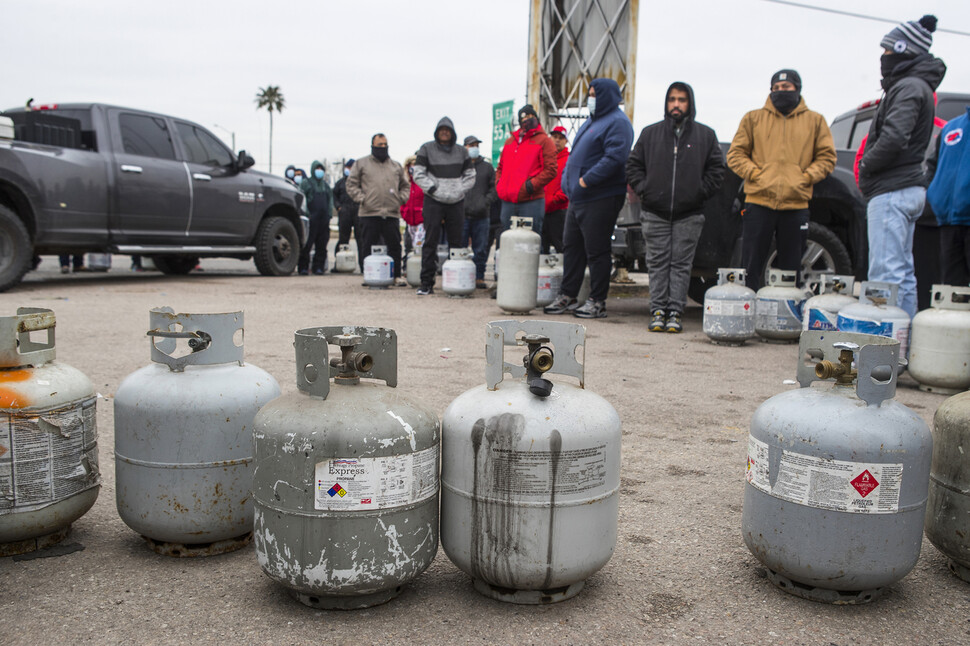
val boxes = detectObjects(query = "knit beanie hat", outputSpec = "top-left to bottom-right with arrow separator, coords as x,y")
518,105 -> 538,122
770,69 -> 802,91
880,15 -> 937,56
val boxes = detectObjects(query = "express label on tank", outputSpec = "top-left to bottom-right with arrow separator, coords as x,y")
746,437 -> 902,513
313,446 -> 439,511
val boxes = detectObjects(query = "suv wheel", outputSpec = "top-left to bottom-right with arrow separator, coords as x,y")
152,255 -> 199,275
254,216 -> 299,276
0,205 -> 33,292
764,221 -> 851,294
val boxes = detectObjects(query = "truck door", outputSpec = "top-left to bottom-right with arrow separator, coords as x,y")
174,121 -> 256,243
109,110 -> 191,243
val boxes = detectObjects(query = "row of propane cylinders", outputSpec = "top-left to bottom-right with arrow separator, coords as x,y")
703,267 -> 970,394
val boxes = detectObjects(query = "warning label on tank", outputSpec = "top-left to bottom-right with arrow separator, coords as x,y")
746,436 -> 902,514
483,444 -> 608,500
314,446 -> 438,511
755,299 -> 802,331
0,398 -> 100,513
705,299 -> 753,316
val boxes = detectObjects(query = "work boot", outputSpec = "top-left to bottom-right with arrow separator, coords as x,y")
416,285 -> 434,296
543,294 -> 578,315
665,312 -> 683,333
573,298 -> 607,319
476,279 -> 488,289
649,309 -> 666,332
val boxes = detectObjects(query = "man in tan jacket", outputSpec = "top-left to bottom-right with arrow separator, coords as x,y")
727,70 -> 836,290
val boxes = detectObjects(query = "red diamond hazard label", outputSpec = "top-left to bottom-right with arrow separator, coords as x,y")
743,302 -> 750,310
850,469 -> 879,497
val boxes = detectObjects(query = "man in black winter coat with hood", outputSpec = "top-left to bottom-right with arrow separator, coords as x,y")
626,82 -> 725,333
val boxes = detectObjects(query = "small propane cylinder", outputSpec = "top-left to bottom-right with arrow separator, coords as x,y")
436,244 -> 449,275
442,247 -> 476,297
114,308 -> 281,556
703,268 -> 756,346
743,331 -> 932,603
803,274 -> 857,332
334,244 -> 357,273
908,285 -> 970,394
536,253 -> 564,308
754,268 -> 807,343
837,281 -> 911,360
441,320 -> 621,604
252,327 -> 439,609
362,245 -> 393,288
86,253 -> 111,271
497,217 -> 541,313
406,242 -> 423,287
0,308 -> 100,556
925,390 -> 970,582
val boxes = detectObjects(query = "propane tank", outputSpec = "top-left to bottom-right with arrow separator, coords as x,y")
743,331 -> 931,603
114,308 -> 280,556
252,327 -> 439,609
442,247 -> 476,297
406,242 -> 423,287
754,269 -> 807,343
703,268 -> 756,346
436,244 -> 449,275
441,320 -> 621,604
908,285 -> 970,394
803,274 -> 857,332
837,281 -> 911,360
536,254 -> 563,308
334,244 -> 357,273
497,217 -> 541,313
362,245 -> 393,288
925,390 -> 970,582
0,308 -> 100,556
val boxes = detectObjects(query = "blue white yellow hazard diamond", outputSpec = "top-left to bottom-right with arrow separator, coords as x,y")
328,483 -> 347,497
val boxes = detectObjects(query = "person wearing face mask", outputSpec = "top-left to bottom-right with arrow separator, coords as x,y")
284,164 -> 299,187
461,135 -> 497,288
346,133 -> 410,284
859,15 -> 946,319
332,159 -> 361,272
496,105 -> 557,236
626,82 -> 725,333
542,125 -> 570,254
726,69 -> 836,292
297,160 -> 334,276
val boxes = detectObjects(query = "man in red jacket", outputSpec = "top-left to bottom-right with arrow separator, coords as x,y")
496,105 -> 558,235
542,125 -> 570,253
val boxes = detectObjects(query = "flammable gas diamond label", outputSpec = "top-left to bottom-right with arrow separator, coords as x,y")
314,447 -> 438,511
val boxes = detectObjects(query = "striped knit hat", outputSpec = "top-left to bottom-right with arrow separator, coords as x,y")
880,15 -> 937,56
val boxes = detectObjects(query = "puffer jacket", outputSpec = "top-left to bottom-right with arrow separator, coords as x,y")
927,108 -> 970,226
464,157 -> 497,219
496,124 -> 557,203
345,154 -> 410,218
727,97 -> 836,210
401,173 -> 424,225
301,160 -> 333,220
412,117 -> 476,205
544,146 -> 569,213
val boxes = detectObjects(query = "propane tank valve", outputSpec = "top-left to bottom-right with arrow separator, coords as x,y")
188,331 -> 211,353
329,334 -> 373,384
522,333 -> 554,397
815,341 -> 859,384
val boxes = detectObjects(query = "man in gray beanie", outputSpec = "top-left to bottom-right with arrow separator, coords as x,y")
859,15 -> 946,319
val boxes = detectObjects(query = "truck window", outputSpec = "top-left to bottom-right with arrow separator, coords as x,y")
849,118 -> 872,152
175,122 -> 232,167
829,116 -> 853,149
119,113 -> 176,160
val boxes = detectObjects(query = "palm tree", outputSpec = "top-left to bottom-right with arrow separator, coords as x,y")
255,85 -> 285,172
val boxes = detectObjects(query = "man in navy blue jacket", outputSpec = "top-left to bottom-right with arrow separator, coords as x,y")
544,78 -> 634,319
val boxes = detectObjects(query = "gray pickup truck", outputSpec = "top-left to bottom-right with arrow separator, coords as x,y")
0,103 -> 307,291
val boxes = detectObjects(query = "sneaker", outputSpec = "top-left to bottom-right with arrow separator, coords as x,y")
476,279 -> 487,289
573,299 -> 607,319
649,309 -> 666,332
665,312 -> 683,333
543,294 -> 578,315
61,266 -> 70,274
416,286 -> 434,296
298,269 -> 309,276
313,268 -> 325,275
394,278 -> 408,287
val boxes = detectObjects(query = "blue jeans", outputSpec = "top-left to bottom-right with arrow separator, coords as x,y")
463,217 -> 490,280
867,186 -> 925,318
500,198 -> 545,236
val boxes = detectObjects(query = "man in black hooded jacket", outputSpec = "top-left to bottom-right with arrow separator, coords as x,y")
626,82 -> 725,333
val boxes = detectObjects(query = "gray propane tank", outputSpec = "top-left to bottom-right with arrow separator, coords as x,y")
114,308 -> 281,556
754,268 -> 808,343
703,268 -> 756,346
363,245 -> 393,288
334,244 -> 357,273
925,390 -> 970,582
252,326 -> 439,609
441,320 -> 621,604
908,285 -> 970,394
442,247 -> 476,297
837,281 -> 912,362
0,308 -> 100,556
803,274 -> 857,332
497,217 -> 541,313
742,331 -> 932,603
406,242 -> 423,287
536,253 -> 564,308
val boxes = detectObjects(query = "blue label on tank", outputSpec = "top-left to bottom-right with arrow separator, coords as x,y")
784,300 -> 803,320
837,315 -> 892,337
807,308 -> 837,330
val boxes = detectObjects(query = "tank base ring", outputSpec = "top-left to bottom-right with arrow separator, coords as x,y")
472,578 -> 585,604
445,294 -> 471,299
0,525 -> 71,557
710,339 -> 747,347
758,337 -> 799,345
142,531 -> 253,558
290,586 -> 403,610
918,384 -> 964,395
948,558 -> 970,583
765,567 -> 883,604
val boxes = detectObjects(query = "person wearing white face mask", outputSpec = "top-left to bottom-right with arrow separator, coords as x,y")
461,135 -> 497,288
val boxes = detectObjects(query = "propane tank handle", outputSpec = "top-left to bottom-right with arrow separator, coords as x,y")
797,331 -> 899,406
0,307 -> 56,367
931,284 -> 970,311
857,281 -> 899,307
148,308 -> 244,372
294,326 -> 398,399
485,320 -> 585,390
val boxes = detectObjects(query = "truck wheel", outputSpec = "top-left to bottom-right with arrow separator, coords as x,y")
764,221 -> 851,294
688,275 -> 715,304
152,255 -> 199,275
0,205 -> 32,292
254,216 -> 299,276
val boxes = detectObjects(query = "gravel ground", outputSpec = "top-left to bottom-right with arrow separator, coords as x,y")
0,253 -> 966,646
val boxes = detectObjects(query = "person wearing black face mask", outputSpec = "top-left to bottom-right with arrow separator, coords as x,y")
727,69 -> 836,291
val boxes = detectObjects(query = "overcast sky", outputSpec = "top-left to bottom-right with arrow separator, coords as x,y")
5,0 -> 969,175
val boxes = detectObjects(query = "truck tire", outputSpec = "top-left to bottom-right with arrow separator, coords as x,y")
254,216 -> 299,276
0,205 -> 33,292
151,255 -> 199,275
764,221 -> 851,293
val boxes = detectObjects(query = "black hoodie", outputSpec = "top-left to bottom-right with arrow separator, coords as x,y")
411,116 -> 476,205
625,82 -> 725,219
